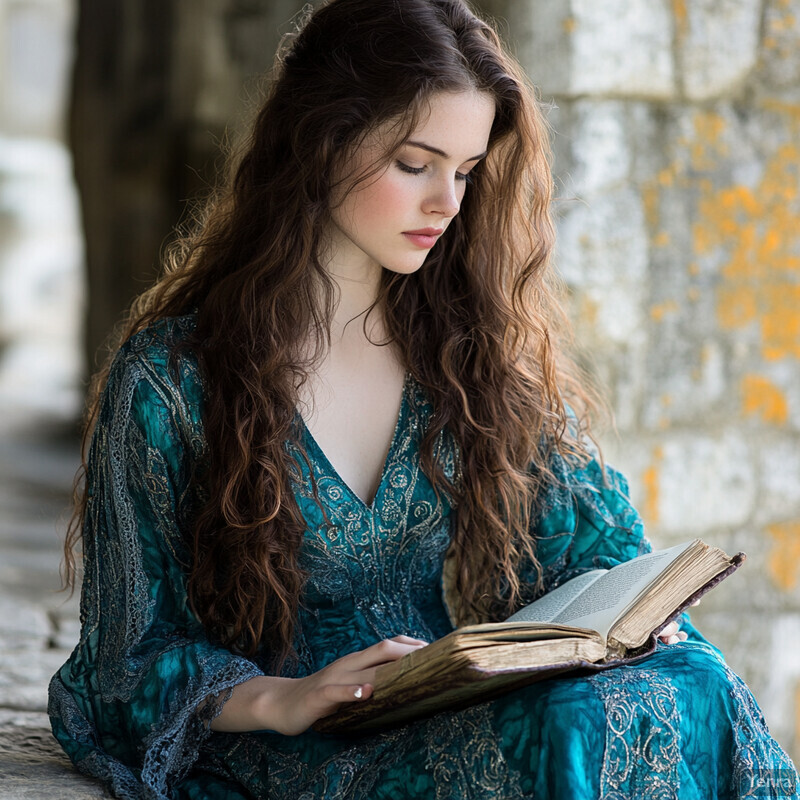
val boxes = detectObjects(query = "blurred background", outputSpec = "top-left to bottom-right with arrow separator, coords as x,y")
0,0 -> 798,782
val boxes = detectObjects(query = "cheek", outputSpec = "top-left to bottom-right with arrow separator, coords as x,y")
344,172 -> 416,235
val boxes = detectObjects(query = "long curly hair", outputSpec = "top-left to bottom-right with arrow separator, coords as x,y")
65,0 -> 597,667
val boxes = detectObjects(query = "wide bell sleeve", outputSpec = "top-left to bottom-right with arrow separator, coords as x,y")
531,447 -> 653,592
48,331 -> 264,800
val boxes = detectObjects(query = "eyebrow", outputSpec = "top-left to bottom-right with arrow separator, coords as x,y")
405,140 -> 488,162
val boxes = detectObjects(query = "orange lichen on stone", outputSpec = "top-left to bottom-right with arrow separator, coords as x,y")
562,16 -> 576,33
686,119 -> 800,360
642,447 -> 663,526
761,99 -> 800,120
769,10 -> 796,30
761,143 -> 799,204
658,167 -> 676,187
672,0 -> 688,40
576,294 -> 598,328
691,112 -> 729,170
641,161 -> 682,231
717,285 -> 758,329
700,343 -> 715,364
741,374 -> 789,424
650,300 -> 679,321
643,184 -> 660,229
639,106 -> 798,367
766,521 -> 800,591
761,285 -> 800,360
693,220 -> 715,255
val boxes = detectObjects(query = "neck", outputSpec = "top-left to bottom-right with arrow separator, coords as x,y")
328,268 -> 381,336
321,235 -> 383,341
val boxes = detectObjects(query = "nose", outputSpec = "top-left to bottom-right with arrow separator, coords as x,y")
422,176 -> 462,219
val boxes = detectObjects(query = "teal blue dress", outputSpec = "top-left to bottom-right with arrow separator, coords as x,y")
49,316 -> 798,799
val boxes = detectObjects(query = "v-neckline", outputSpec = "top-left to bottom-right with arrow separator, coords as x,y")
297,372 -> 411,511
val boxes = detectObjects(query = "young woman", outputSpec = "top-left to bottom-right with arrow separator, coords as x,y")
50,0 -> 797,797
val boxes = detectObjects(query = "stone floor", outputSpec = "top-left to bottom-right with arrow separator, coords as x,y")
0,409 -> 111,798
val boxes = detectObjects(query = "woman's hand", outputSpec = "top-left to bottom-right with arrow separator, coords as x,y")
211,635 -> 428,736
274,635 -> 428,735
658,598 -> 700,645
658,620 -> 688,645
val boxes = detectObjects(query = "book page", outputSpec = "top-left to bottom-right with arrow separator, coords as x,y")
506,570 -> 606,624
550,541 -> 693,636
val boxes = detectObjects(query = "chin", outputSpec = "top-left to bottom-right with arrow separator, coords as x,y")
381,257 -> 430,276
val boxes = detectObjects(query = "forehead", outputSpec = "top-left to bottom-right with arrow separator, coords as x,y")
357,89 -> 496,161
341,90 -> 496,184
408,90 -> 496,155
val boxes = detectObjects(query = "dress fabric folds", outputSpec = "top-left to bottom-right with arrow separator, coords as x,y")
49,316 -> 799,800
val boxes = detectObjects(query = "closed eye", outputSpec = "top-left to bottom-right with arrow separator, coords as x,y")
395,161 -> 426,175
396,161 -> 474,184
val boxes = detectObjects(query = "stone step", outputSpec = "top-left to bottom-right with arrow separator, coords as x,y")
0,710 -> 110,798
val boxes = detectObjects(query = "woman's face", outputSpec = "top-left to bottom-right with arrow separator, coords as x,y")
326,89 -> 496,280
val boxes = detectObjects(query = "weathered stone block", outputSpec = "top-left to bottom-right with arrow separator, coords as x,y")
507,0 -> 573,97
760,614 -> 800,757
516,0 -> 676,98
757,0 -> 800,95
0,648 -> 72,712
0,595 -> 51,651
678,0 -> 762,100
646,432 -> 756,534
0,0 -> 73,138
557,186 -> 649,287
560,100 -> 632,194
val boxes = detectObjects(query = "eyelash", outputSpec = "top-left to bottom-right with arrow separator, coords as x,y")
395,161 -> 474,184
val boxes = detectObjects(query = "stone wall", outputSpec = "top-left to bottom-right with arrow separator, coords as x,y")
0,0 -> 82,416
503,0 -> 800,761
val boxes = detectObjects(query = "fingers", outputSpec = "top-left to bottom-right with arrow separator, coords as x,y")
311,635 -> 427,710
659,621 -> 679,638
319,681 -> 374,705
285,637 -> 429,732
389,635 -> 429,646
658,620 -> 688,645
343,636 -> 428,671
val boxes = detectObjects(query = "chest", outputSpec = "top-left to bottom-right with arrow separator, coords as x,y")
287,373 -> 458,650
298,350 -> 407,506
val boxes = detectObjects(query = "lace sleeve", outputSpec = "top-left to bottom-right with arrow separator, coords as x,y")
48,333 -> 264,800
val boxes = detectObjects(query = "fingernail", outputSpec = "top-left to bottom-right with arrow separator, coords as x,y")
354,687 -> 363,699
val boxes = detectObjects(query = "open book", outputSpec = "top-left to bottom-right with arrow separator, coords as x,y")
314,538 -> 744,734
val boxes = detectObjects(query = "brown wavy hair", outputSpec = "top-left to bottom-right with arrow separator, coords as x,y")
65,0 -> 596,667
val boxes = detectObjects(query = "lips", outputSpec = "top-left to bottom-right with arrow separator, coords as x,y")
402,228 -> 444,249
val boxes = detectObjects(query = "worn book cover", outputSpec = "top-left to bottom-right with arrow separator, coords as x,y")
314,539 -> 744,734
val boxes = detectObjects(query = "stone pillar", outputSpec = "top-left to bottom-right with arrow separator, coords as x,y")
0,0 -> 83,416
71,0 -> 313,369
507,0 -> 800,761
